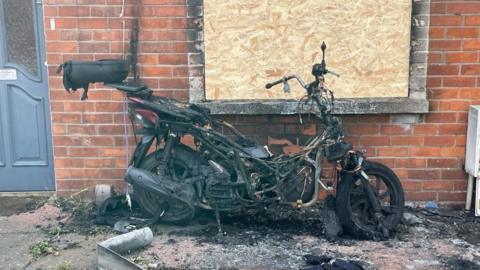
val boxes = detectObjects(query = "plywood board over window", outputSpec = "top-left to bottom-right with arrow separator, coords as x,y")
204,0 -> 412,100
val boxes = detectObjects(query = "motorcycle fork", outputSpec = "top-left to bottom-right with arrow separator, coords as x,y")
358,168 -> 389,237
155,132 -> 178,176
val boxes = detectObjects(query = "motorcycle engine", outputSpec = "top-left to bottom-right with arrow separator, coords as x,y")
204,164 -> 243,211
279,163 -> 315,203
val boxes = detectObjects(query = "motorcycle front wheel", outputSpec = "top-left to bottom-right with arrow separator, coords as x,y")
335,161 -> 405,239
135,145 -> 203,224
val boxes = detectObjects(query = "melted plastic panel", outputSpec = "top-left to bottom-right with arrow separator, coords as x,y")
204,0 -> 411,100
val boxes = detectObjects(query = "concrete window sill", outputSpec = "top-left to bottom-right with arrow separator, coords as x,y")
193,97 -> 429,115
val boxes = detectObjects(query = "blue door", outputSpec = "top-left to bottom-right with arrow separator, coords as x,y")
0,0 -> 55,191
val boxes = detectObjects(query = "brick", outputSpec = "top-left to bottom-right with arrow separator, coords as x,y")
440,147 -> 465,157
414,124 -> 438,135
428,89 -> 458,99
446,3 -> 480,14
427,65 -> 459,75
423,181 -> 454,191
443,77 -> 476,87
465,15 -> 480,25
82,136 -> 114,146
158,54 -> 188,65
430,3 -> 445,14
140,18 -> 187,29
97,125 -> 125,135
98,148 -> 126,157
406,192 -> 437,201
95,102 -> 123,112
427,158 -> 460,168
430,15 -> 462,26
429,100 -> 440,111
381,124 -> 412,135
55,158 -> 84,168
90,6 -> 123,17
454,181 -> 468,191
51,124 -> 67,135
425,113 -> 457,123
455,135 -> 466,146
408,169 -> 441,180
82,114 -> 113,123
438,100 -> 471,111
78,18 -> 109,29
142,6 -> 186,17
390,136 -> 423,146
52,18 -> 77,29
51,113 -> 81,123
427,77 -> 442,87
442,169 -> 467,179
54,147 -> 67,157
68,148 -> 99,157
141,66 -> 173,76
67,125 -> 96,135
428,52 -> 442,63
344,124 -> 379,135
438,124 -> 467,135
394,158 -> 426,168
461,64 -> 480,75
159,78 -> 189,89
53,136 -> 82,146
429,40 -> 462,51
401,181 -> 423,191
369,158 -> 395,168
446,28 -> 478,38
446,52 -> 478,63
410,147 -> 442,157
58,6 -> 90,16
437,192 -> 466,202
377,147 -> 409,157
358,136 -> 390,146
44,6 -> 58,16
429,28 -> 444,39
464,39 -> 480,50
46,42 -> 78,53
424,136 -> 456,146
79,42 -> 110,53
459,88 -> 480,99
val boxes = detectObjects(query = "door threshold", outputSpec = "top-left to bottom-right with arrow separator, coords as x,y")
0,191 -> 55,197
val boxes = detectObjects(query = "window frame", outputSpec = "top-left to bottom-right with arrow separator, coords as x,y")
186,0 -> 429,115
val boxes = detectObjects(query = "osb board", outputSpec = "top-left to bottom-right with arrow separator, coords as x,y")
204,0 -> 412,100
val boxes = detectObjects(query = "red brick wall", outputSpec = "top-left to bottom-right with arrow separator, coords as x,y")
44,0 -> 479,205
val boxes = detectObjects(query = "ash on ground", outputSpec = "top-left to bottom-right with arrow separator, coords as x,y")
128,206 -> 480,270
1,197 -> 479,270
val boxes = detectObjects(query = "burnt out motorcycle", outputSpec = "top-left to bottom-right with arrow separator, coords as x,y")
60,42 -> 404,239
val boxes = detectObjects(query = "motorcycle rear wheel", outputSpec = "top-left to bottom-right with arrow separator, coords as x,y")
335,161 -> 405,239
135,145 -> 203,224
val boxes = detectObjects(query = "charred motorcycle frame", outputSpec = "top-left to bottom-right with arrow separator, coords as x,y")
60,43 -> 405,239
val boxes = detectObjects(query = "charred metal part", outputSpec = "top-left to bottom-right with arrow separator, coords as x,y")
215,210 -> 222,233
97,227 -> 153,270
125,167 -> 196,222
129,1 -> 140,83
83,43 -> 406,240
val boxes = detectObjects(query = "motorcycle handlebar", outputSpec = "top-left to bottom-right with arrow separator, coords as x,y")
265,78 -> 285,89
265,75 -> 306,90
